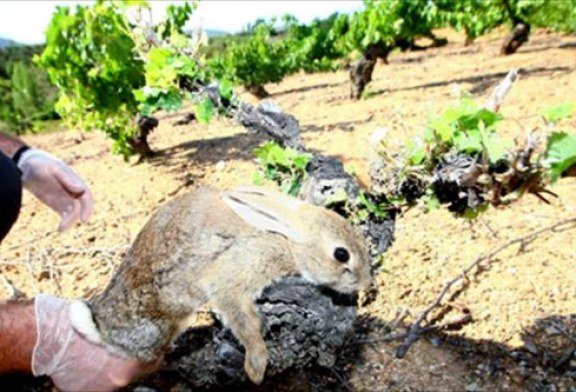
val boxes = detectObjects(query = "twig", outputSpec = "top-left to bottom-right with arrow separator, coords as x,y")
2,230 -> 57,253
168,177 -> 195,197
550,320 -> 576,345
479,217 -> 499,239
395,216 -> 576,359
0,245 -> 128,263
329,366 -> 353,392
25,247 -> 38,296
358,313 -> 472,345
0,275 -> 26,300
484,68 -> 519,112
1,208 -> 146,254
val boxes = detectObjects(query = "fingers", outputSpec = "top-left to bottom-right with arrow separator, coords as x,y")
53,165 -> 94,230
58,200 -> 82,233
78,188 -> 94,222
54,166 -> 87,195
107,358 -> 160,388
57,194 -> 93,232
17,149 -> 94,232
57,190 -> 93,232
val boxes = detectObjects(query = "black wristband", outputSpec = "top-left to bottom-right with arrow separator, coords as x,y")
12,145 -> 31,165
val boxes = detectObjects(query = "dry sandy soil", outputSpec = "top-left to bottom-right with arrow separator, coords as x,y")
1,29 -> 576,391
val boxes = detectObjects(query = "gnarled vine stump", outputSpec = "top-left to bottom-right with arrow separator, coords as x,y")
501,23 -> 531,55
124,278 -> 358,390
349,58 -> 376,100
128,116 -> 159,160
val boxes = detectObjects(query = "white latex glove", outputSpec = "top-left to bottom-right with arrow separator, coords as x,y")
17,149 -> 93,232
33,294 -> 157,392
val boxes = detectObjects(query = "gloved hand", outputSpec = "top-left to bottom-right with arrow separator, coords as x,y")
32,294 -> 159,392
17,149 -> 93,232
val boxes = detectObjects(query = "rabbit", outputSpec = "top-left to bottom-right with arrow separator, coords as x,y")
69,185 -> 371,384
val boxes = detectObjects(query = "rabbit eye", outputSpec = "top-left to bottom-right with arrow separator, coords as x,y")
334,247 -> 350,263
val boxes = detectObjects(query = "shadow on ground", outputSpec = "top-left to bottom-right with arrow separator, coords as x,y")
517,41 -> 576,55
270,81 -> 347,99
367,65 -> 574,98
152,131 -> 265,167
301,114 -> 375,135
3,313 -> 573,392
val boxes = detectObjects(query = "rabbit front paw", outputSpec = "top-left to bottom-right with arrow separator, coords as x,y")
244,346 -> 269,384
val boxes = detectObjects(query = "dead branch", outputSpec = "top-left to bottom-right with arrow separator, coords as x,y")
484,68 -> 519,112
0,275 -> 26,300
358,311 -> 472,345
1,208 -> 147,254
550,320 -> 576,346
394,216 -> 576,359
2,230 -> 57,253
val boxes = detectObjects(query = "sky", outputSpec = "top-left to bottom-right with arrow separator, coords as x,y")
0,1 -> 363,45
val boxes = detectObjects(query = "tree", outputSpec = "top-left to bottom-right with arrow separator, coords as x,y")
283,13 -> 346,73
338,0 -> 445,99
0,45 -> 58,134
10,62 -> 45,131
440,0 -> 576,55
207,21 -> 294,98
37,1 -> 148,159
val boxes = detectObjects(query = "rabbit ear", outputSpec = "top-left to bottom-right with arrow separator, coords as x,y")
221,187 -> 307,242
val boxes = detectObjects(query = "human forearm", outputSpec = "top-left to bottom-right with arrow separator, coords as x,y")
0,132 -> 28,160
0,299 -> 36,373
0,295 -> 156,390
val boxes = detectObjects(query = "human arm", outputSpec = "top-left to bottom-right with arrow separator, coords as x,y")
0,132 -> 93,232
0,299 -> 37,373
0,131 -> 27,159
0,295 -> 158,391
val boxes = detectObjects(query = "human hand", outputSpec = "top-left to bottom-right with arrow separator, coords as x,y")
32,294 -> 159,392
17,149 -> 93,232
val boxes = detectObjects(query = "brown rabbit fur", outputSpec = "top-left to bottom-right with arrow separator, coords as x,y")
70,186 -> 371,384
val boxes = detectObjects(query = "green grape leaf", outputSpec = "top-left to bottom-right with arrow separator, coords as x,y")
292,154 -> 310,170
544,131 -> 576,182
483,135 -> 513,163
406,139 -> 426,165
541,102 -> 576,124
194,97 -> 214,124
357,209 -> 369,221
152,90 -> 182,113
462,204 -> 488,220
218,80 -> 234,100
428,116 -> 456,142
458,109 -> 502,131
324,188 -> 349,206
454,129 -> 483,154
423,127 -> 436,143
425,194 -> 441,211
252,171 -> 264,186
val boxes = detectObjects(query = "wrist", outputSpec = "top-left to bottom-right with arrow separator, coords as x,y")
12,145 -> 31,166
0,299 -> 37,373
0,132 -> 29,160
31,294 -> 71,377
15,148 -> 43,173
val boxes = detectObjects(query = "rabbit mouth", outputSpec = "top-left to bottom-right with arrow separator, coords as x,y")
298,270 -> 341,290
333,282 -> 361,294
297,270 -> 362,294
332,277 -> 370,294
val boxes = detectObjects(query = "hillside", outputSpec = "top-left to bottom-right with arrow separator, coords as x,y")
0,37 -> 17,48
1,29 -> 576,391
204,28 -> 229,37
